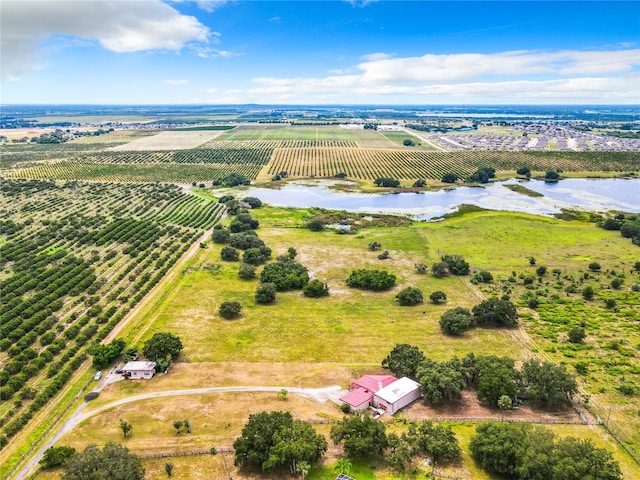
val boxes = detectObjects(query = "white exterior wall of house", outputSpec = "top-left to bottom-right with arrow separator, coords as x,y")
373,377 -> 421,414
122,361 -> 156,380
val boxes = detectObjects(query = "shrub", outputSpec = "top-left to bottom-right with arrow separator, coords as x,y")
220,246 -> 239,261
430,291 -> 447,304
346,269 -> 396,291
472,298 -> 518,327
588,262 -> 601,272
303,279 -> 329,298
242,197 -> 262,209
307,218 -> 325,231
441,173 -> 458,183
219,302 -> 242,319
440,307 -> 473,335
412,179 -> 426,187
472,271 -> 493,283
255,283 -> 277,304
238,263 -> 256,280
568,326 -> 586,344
229,232 -> 264,250
377,250 -> 390,260
536,265 -> 547,276
242,247 -> 271,265
368,241 -> 382,251
582,285 -> 595,300
441,254 -> 470,275
396,287 -> 423,306
374,177 -> 400,187
403,139 -> 416,146
260,261 -> 309,291
611,278 -> 623,289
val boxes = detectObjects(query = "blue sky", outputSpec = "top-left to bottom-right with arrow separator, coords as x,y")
1,0 -> 639,104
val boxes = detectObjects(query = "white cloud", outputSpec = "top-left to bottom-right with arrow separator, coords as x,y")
164,79 -> 188,86
171,0 -> 231,12
192,46 -> 238,58
361,52 -> 391,62
243,48 -> 640,103
1,0 -> 211,81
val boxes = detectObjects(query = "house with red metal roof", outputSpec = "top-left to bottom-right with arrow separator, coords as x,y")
339,374 -> 397,411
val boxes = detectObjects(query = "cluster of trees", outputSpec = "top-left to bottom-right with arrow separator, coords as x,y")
260,260 -> 310,291
233,411 -> 327,476
330,415 -> 461,471
432,254 -> 470,277
599,213 -> 640,246
41,443 -> 145,480
439,297 -> 518,335
88,338 -> 125,370
346,269 -> 396,291
382,344 -> 577,409
468,167 -> 496,184
470,423 -> 622,480
212,172 -> 251,187
373,177 -> 401,188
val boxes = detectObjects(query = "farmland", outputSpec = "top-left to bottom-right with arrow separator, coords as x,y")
2,125 -> 639,185
0,180 -> 225,474
16,205 -> 640,479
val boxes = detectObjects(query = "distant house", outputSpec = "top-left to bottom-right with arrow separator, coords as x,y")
339,374 -> 397,411
121,361 -> 156,380
373,377 -> 421,415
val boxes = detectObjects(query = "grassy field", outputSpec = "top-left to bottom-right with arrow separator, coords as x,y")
23,203 -> 640,479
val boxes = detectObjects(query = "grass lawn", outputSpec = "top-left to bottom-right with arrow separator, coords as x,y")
215,125 -> 387,142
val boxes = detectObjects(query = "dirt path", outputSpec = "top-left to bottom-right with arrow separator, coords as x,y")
401,127 -> 450,152
13,385 -> 341,480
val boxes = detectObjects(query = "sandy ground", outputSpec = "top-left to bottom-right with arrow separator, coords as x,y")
109,130 -> 225,151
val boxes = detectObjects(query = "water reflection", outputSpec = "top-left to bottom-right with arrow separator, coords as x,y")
243,178 -> 640,220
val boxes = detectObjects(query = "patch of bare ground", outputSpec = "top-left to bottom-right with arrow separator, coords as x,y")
89,362 -> 370,407
402,389 -> 582,423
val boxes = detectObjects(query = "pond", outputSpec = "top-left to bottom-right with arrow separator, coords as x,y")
243,178 -> 640,220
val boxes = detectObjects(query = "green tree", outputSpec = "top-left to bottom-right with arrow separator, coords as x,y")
588,262 -> 601,271
346,269 -> 396,291
40,446 -> 77,469
119,419 -> 132,438
582,285 -> 595,300
142,332 -> 183,361
472,298 -> 518,327
255,283 -> 277,304
233,411 -> 294,471
219,301 -> 242,319
567,326 -> 585,344
330,414 -> 388,459
417,359 -> 466,404
261,261 -> 309,290
238,262 -> 256,280
386,433 -> 413,470
430,290 -> 447,304
62,443 -> 144,480
374,177 -> 401,187
545,170 -> 560,181
303,279 -> 329,297
550,437 -> 622,480
368,241 -> 382,251
431,261 -> 450,277
439,307 -> 473,335
472,270 -> 493,283
412,178 -> 426,187
381,344 -> 425,379
334,458 -> 352,475
242,197 -> 262,209
470,423 -> 529,476
211,228 -> 230,244
263,420 -> 327,475
396,286 -> 423,306
521,359 -> 577,408
403,139 -> 416,146
307,218 -> 325,231
409,420 -> 462,464
517,167 -> 531,177
220,246 -> 239,261
165,462 -> 174,477
441,254 -> 470,275
498,395 -> 513,410
441,173 -> 458,183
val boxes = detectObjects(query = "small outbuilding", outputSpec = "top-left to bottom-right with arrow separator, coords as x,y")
121,361 -> 156,380
373,377 -> 421,414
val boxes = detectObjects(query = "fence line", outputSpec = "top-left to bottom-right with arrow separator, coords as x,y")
137,446 -> 233,459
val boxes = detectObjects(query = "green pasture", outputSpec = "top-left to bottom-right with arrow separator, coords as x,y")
215,124 -> 388,142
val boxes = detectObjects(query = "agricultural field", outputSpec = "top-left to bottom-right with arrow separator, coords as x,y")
109,130 -> 228,151
2,125 -> 639,185
19,204 -> 637,479
0,180 -> 226,475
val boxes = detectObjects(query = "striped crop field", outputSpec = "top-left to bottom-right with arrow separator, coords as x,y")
267,149 -> 640,180
213,124 -> 389,142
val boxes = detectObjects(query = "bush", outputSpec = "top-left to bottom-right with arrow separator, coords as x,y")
611,278 -> 623,289
536,265 -> 547,276
220,246 -> 239,261
368,241 -> 382,251
431,261 -> 450,278
472,271 -> 493,283
303,279 -> 329,298
377,250 -> 390,260
255,283 -> 277,304
582,285 -> 595,300
374,177 -> 400,187
396,287 -> 423,306
242,247 -> 271,265
472,298 -> 518,327
441,254 -> 470,275
242,197 -> 262,209
307,219 -> 325,231
211,227 -> 230,244
439,307 -> 473,335
403,139 -> 416,146
568,326 -> 586,344
430,291 -> 447,304
441,173 -> 458,183
219,302 -> 242,319
545,170 -> 560,180
40,445 -> 77,469
238,263 -> 256,280
346,269 -> 396,291
412,179 -> 426,187
229,232 -> 264,250
260,261 -> 309,291
588,262 -> 601,271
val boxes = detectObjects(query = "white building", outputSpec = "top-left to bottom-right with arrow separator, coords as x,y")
121,361 -> 156,380
373,377 -> 421,414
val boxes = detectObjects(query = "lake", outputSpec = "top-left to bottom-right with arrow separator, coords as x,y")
243,178 -> 640,220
